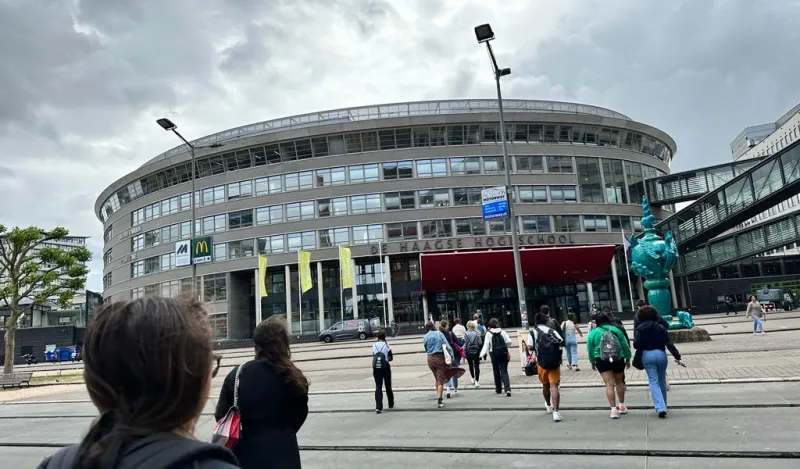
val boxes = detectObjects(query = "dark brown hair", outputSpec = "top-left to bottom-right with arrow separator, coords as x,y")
567,312 -> 576,322
425,321 -> 435,331
254,316 -> 309,394
377,329 -> 387,341
540,305 -> 550,316
487,318 -> 499,328
78,296 -> 213,468
636,305 -> 660,323
454,318 -> 462,325
534,313 -> 549,325
439,319 -> 449,331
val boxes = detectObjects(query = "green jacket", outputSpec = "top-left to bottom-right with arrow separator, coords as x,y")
586,325 -> 632,363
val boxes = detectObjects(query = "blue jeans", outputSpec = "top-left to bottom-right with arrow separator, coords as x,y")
642,349 -> 668,413
565,333 -> 579,366
752,316 -> 764,333
447,356 -> 461,389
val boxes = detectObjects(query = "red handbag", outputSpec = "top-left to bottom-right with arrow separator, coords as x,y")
211,362 -> 248,449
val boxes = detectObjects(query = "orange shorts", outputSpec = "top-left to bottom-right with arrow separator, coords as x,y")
538,365 -> 561,385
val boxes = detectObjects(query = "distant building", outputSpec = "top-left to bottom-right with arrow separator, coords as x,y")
732,102 -> 800,161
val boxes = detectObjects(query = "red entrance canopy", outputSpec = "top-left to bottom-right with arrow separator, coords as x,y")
420,245 -> 617,292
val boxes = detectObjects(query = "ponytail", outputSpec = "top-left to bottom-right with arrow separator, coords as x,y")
76,410 -> 150,469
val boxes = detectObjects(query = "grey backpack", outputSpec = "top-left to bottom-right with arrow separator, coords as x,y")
599,326 -> 622,362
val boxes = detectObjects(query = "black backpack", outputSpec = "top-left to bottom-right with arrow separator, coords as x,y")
490,330 -> 508,357
534,326 -> 563,370
372,343 -> 392,370
464,334 -> 482,358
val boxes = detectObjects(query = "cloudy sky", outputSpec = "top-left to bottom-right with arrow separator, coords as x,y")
1,0 -> 799,291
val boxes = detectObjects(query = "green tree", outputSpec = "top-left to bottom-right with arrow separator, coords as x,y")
0,226 -> 91,373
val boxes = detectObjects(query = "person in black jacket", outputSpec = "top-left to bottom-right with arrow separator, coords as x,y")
634,306 -> 682,419
37,297 -> 239,469
216,316 -> 309,469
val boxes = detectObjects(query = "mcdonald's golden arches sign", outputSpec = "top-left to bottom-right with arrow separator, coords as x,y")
192,236 -> 213,264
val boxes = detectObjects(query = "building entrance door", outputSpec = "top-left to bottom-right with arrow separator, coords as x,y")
477,300 -> 518,329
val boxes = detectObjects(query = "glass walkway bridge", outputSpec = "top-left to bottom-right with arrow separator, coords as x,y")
646,157 -> 764,206
653,139 -> 800,254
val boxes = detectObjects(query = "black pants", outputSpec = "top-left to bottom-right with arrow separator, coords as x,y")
373,367 -> 394,410
466,355 -> 481,382
491,353 -> 511,393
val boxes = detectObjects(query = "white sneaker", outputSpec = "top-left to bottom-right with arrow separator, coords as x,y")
474,381 -> 480,388
545,404 -> 554,413
454,389 -> 460,396
471,378 -> 476,386
552,411 -> 562,422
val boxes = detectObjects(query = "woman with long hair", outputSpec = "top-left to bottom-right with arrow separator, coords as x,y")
634,306 -> 682,418
423,321 -> 465,408
463,320 -> 483,388
215,315 -> 309,469
746,295 -> 766,335
36,297 -> 239,469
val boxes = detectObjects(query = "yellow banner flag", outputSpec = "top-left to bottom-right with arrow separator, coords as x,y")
258,254 -> 268,298
298,250 -> 313,293
339,246 -> 353,289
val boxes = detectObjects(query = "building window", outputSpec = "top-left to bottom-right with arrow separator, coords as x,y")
453,187 -> 482,205
197,214 -> 226,234
131,234 -> 144,252
318,197 -> 348,217
416,159 -> 448,178
584,215 -> 609,232
449,157 -> 481,175
521,215 -> 551,233
266,271 -> 286,294
256,205 -> 283,225
387,222 -> 418,241
204,273 -> 227,302
421,219 -> 452,238
319,228 -> 350,247
131,286 -> 144,299
103,272 -> 112,289
547,156 -> 574,173
229,239 -> 256,259
384,191 -> 416,210
348,164 -> 380,183
315,167 -> 346,186
104,226 -> 113,242
455,218 -> 486,236
286,201 -> 315,221
228,209 -> 254,230
159,252 -> 176,271
258,235 -> 285,254
131,260 -> 144,278
350,194 -> 381,214
518,186 -> 548,203
160,280 -> 182,298
419,189 -> 450,208
610,215 -> 632,232
488,218 -> 511,235
625,161 -> 644,204
516,155 -> 544,173
287,231 -> 316,251
255,175 -> 282,195
554,215 -> 581,232
214,243 -> 228,261
352,224 -> 383,244
199,186 -> 225,206
284,171 -> 314,191
549,185 -> 577,202
576,157 -> 603,203
482,156 -> 505,174
103,249 -> 113,267
602,159 -> 628,204
227,180 -> 252,200
383,161 -> 413,180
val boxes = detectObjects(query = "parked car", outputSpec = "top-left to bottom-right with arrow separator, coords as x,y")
319,317 -> 386,343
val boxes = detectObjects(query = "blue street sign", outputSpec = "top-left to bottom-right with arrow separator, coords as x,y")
481,186 -> 509,220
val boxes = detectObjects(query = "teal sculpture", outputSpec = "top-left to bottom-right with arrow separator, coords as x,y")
629,196 -> 691,329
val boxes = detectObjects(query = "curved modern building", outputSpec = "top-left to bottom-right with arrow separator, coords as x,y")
96,99 -> 676,339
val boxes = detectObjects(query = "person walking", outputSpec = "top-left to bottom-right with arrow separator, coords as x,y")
634,306 -> 682,419
527,313 -> 565,422
372,329 -> 394,414
440,320 -> 465,398
480,318 -> 513,396
746,296 -> 766,335
423,321 -> 465,408
587,312 -> 632,419
216,316 -> 309,469
561,312 -> 584,371
452,317 -> 467,341
464,320 -> 484,388
37,297 -> 240,469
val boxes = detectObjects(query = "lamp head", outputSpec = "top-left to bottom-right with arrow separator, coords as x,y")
474,24 -> 495,43
156,118 -> 177,131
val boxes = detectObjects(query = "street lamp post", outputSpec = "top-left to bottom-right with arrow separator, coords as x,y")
157,118 -> 198,298
474,24 -> 529,328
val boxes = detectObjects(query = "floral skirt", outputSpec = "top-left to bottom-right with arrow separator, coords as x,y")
427,352 -> 466,385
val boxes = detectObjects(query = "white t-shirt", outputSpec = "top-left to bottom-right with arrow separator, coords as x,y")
561,320 -> 577,335
372,341 -> 391,356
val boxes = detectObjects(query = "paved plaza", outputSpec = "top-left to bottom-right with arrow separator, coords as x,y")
3,311 -> 800,468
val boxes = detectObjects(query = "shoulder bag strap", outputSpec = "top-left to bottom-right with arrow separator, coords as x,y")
233,361 -> 248,409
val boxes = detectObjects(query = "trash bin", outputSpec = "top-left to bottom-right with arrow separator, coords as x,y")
57,348 -> 72,362
45,351 -> 54,362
